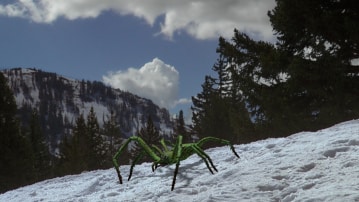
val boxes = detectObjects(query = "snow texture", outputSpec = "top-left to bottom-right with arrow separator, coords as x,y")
1,119 -> 359,201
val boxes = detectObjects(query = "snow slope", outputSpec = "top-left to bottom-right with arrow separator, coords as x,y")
1,120 -> 359,202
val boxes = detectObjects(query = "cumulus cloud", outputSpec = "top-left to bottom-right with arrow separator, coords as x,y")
0,0 -> 276,40
103,58 -> 189,109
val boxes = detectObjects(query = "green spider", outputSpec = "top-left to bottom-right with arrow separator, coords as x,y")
112,135 -> 240,191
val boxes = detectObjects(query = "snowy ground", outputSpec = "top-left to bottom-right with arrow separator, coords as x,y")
1,120 -> 359,202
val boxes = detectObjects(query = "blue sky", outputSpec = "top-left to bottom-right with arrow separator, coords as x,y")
0,0 -> 276,115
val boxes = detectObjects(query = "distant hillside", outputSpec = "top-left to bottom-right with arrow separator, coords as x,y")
1,68 -> 174,154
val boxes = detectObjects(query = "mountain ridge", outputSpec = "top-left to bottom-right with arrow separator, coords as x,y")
1,67 -> 174,154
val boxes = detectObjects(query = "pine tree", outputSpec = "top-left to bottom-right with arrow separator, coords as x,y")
215,30 -> 308,137
56,132 -> 71,176
196,0 -> 359,141
87,107 -> 106,169
175,110 -> 191,143
59,114 -> 88,174
0,72 -> 35,193
102,110 -> 127,167
132,115 -> 161,162
218,32 -> 277,139
268,0 -> 359,128
192,56 -> 255,144
268,0 -> 359,71
191,75 -> 217,139
28,109 -> 52,181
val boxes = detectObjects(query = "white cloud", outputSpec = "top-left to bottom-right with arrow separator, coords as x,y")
174,98 -> 192,106
103,58 -> 188,109
0,0 -> 276,40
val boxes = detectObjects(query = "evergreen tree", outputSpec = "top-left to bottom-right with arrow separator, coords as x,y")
86,107 -> 107,169
0,72 -> 34,193
28,109 -> 52,181
102,110 -> 127,167
55,132 -> 70,176
59,114 -> 88,174
175,110 -> 191,143
191,54 -> 254,144
194,0 -> 359,142
191,75 -> 232,146
216,31 -> 294,137
144,115 -> 161,144
132,115 -> 161,162
268,0 -> 359,70
191,76 -> 217,139
268,0 -> 359,128
59,108 -> 108,174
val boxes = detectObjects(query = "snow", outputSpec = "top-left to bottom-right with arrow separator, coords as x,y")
81,102 -> 110,126
1,119 -> 359,201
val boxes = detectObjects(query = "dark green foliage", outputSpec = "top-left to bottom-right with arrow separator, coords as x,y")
59,114 -> 88,175
268,0 -> 359,67
193,0 -> 359,143
140,116 -> 162,146
28,109 -> 52,181
132,116 -> 161,162
86,107 -> 107,169
102,110 -> 127,167
192,54 -> 255,144
267,0 -> 359,132
0,72 -> 35,193
58,107 -> 110,175
174,110 -> 191,143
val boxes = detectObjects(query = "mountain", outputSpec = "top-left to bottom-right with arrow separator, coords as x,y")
1,119 -> 358,201
1,68 -> 174,154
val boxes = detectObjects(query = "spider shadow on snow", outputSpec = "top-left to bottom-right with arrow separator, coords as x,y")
126,158 -> 213,189
162,158 -> 216,190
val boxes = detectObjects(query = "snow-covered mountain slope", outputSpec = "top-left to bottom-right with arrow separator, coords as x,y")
1,119 -> 358,201
1,68 -> 174,153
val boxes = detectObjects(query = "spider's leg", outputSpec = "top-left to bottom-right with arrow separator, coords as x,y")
172,158 -> 180,191
113,136 -> 161,185
230,145 -> 240,158
171,135 -> 183,191
150,144 -> 163,172
128,151 -> 145,181
114,165 -> 123,184
197,137 -> 240,159
194,145 -> 218,172
152,144 -> 164,156
152,162 -> 158,172
113,138 -> 134,184
192,145 -> 218,173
